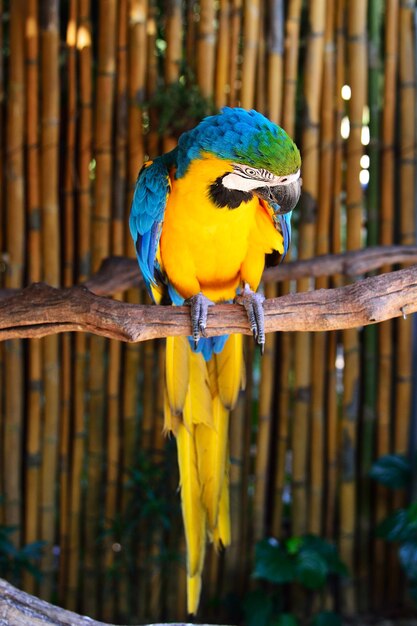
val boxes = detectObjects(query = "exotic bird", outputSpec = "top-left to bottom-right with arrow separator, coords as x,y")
130,107 -> 301,615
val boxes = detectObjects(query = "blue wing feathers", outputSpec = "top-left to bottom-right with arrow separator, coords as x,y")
130,152 -> 177,301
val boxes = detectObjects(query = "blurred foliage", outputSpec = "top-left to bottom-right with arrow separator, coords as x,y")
243,535 -> 347,626
0,524 -> 45,586
100,445 -> 182,582
147,72 -> 217,137
371,453 -> 417,604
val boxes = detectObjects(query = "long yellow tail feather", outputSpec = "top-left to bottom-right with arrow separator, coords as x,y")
165,334 -> 244,615
176,423 -> 206,578
215,334 -> 244,409
166,335 -> 190,414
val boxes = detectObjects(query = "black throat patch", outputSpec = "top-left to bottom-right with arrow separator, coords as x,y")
209,175 -> 253,209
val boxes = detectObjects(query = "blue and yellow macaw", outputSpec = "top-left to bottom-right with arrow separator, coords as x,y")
130,107 -> 301,615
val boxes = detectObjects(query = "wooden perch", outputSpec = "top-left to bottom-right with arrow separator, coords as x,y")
0,265 -> 416,342
81,244 -> 417,295
0,577 -> 227,626
1,245 -> 417,300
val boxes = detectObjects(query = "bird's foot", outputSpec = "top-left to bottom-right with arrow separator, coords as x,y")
186,292 -> 215,348
235,284 -> 266,354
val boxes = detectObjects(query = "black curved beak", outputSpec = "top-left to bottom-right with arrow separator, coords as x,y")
256,178 -> 302,214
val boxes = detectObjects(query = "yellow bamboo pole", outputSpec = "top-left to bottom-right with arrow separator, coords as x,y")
309,0 -> 336,537
215,0 -> 230,108
58,1 -> 78,602
197,0 -> 216,98
340,0 -> 368,615
84,1 -> 116,615
254,1 -> 265,113
293,0 -> 326,537
185,0 -> 197,75
228,0 -> 242,106
4,0 -> 25,543
374,0 -> 398,607
23,0 -> 42,597
39,0 -> 61,601
102,4 -> 127,621
252,0 -> 274,545
66,0 -> 92,611
325,0 -> 345,547
267,0 -> 284,123
118,1 -> 148,616
146,5 -> 159,159
282,0 -> 302,135
240,0 -> 260,108
271,0 -> 302,536
165,0 -> 182,84
390,0 -> 416,606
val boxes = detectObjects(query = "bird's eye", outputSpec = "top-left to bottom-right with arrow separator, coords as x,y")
244,168 -> 257,177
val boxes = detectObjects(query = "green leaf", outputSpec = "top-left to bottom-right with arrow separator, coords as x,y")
295,548 -> 328,589
272,612 -> 299,626
399,542 -> 417,580
285,537 -> 303,555
301,536 -> 348,576
311,611 -> 342,626
254,540 -> 296,584
370,454 -> 411,489
243,589 -> 273,626
377,509 -> 417,543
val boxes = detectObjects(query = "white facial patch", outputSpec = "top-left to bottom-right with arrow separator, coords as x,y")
222,165 -> 300,192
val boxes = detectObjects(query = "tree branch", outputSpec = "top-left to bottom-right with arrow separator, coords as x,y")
1,245 -> 416,300
0,577 -> 225,626
0,266 -> 416,342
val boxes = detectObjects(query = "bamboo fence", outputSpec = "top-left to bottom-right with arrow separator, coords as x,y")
0,1 -> 416,624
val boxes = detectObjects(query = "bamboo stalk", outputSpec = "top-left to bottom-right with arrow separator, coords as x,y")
374,0 -> 399,607
293,0 -> 326,538
252,0 -> 274,545
118,1 -> 148,617
358,0 -> 383,611
5,0 -> 26,543
165,0 -> 182,85
66,334 -> 88,611
240,0 -> 260,108
228,0 -> 242,106
309,0 -> 336,538
254,0 -> 265,113
23,0 -> 42,597
39,0 -> 61,600
271,0 -> 302,539
197,0 -> 216,98
65,0 -> 92,611
326,0 -> 345,551
339,1 -> 368,615
282,0 -> 302,135
102,4 -> 128,620
84,0 -> 117,615
102,339 -> 122,622
390,0 -> 416,605
59,0 -> 78,602
185,0 -> 198,75
215,0 -> 230,108
267,0 -> 284,123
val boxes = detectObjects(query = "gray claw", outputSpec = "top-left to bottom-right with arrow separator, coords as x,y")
186,292 -> 214,345
235,284 -> 266,351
